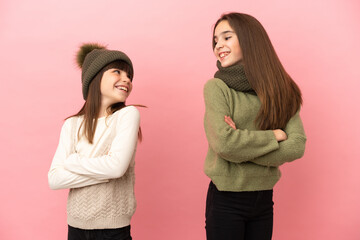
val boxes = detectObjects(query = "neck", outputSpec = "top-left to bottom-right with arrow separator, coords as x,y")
98,101 -> 111,118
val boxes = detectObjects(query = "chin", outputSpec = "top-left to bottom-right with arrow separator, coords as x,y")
220,62 -> 231,68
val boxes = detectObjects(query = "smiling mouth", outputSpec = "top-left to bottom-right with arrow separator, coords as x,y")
219,51 -> 230,60
115,86 -> 128,92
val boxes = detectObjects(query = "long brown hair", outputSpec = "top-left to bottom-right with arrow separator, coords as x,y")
213,13 -> 302,130
68,60 -> 143,143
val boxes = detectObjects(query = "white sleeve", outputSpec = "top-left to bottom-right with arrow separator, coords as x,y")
48,118 -> 109,190
64,107 -> 140,180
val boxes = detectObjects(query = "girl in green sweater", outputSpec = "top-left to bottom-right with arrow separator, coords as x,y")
204,13 -> 306,240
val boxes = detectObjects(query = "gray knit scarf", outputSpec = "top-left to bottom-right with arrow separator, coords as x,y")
214,61 -> 256,95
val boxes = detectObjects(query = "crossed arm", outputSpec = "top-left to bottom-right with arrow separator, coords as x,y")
224,113 -> 306,167
48,107 -> 140,190
204,80 -> 306,167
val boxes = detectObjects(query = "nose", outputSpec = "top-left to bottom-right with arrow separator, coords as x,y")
215,40 -> 223,50
120,72 -> 131,83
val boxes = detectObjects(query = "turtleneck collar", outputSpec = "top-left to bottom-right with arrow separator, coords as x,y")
214,61 -> 256,95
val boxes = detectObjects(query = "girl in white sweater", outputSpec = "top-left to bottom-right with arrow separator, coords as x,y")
48,43 -> 140,240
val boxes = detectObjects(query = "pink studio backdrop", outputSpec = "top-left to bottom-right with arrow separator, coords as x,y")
1,0 -> 359,239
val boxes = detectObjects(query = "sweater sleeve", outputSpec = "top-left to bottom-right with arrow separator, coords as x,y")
204,79 -> 279,163
48,119 -> 109,190
64,107 -> 140,180
251,111 -> 307,167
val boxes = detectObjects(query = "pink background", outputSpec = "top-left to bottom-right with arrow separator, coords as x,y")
1,0 -> 359,239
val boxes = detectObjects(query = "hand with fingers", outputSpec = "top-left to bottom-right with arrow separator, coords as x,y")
272,129 -> 287,142
224,116 -> 236,130
225,115 -> 287,142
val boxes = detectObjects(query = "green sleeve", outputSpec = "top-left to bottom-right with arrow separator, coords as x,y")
204,79 -> 279,163
251,111 -> 307,167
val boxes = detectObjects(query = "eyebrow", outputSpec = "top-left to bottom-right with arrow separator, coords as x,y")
213,30 -> 234,40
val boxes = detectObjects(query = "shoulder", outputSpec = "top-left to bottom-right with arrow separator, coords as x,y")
203,79 -> 234,108
204,78 -> 228,91
204,78 -> 230,97
113,106 -> 140,122
57,116 -> 81,137
62,116 -> 80,130
117,105 -> 140,117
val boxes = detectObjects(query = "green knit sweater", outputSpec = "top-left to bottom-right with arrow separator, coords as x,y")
203,78 -> 306,192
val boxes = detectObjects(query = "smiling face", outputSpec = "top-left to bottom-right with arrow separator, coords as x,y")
213,20 -> 243,68
100,68 -> 132,109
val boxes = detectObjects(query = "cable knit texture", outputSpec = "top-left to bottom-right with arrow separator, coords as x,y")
67,169 -> 136,229
48,106 -> 140,229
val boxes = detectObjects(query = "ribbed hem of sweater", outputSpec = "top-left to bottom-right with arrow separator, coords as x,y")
67,215 -> 132,230
209,174 -> 281,192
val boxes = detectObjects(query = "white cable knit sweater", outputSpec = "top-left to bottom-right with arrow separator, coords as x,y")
48,106 -> 140,229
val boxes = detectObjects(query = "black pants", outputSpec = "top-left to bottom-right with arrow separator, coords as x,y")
205,181 -> 273,240
68,225 -> 132,240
